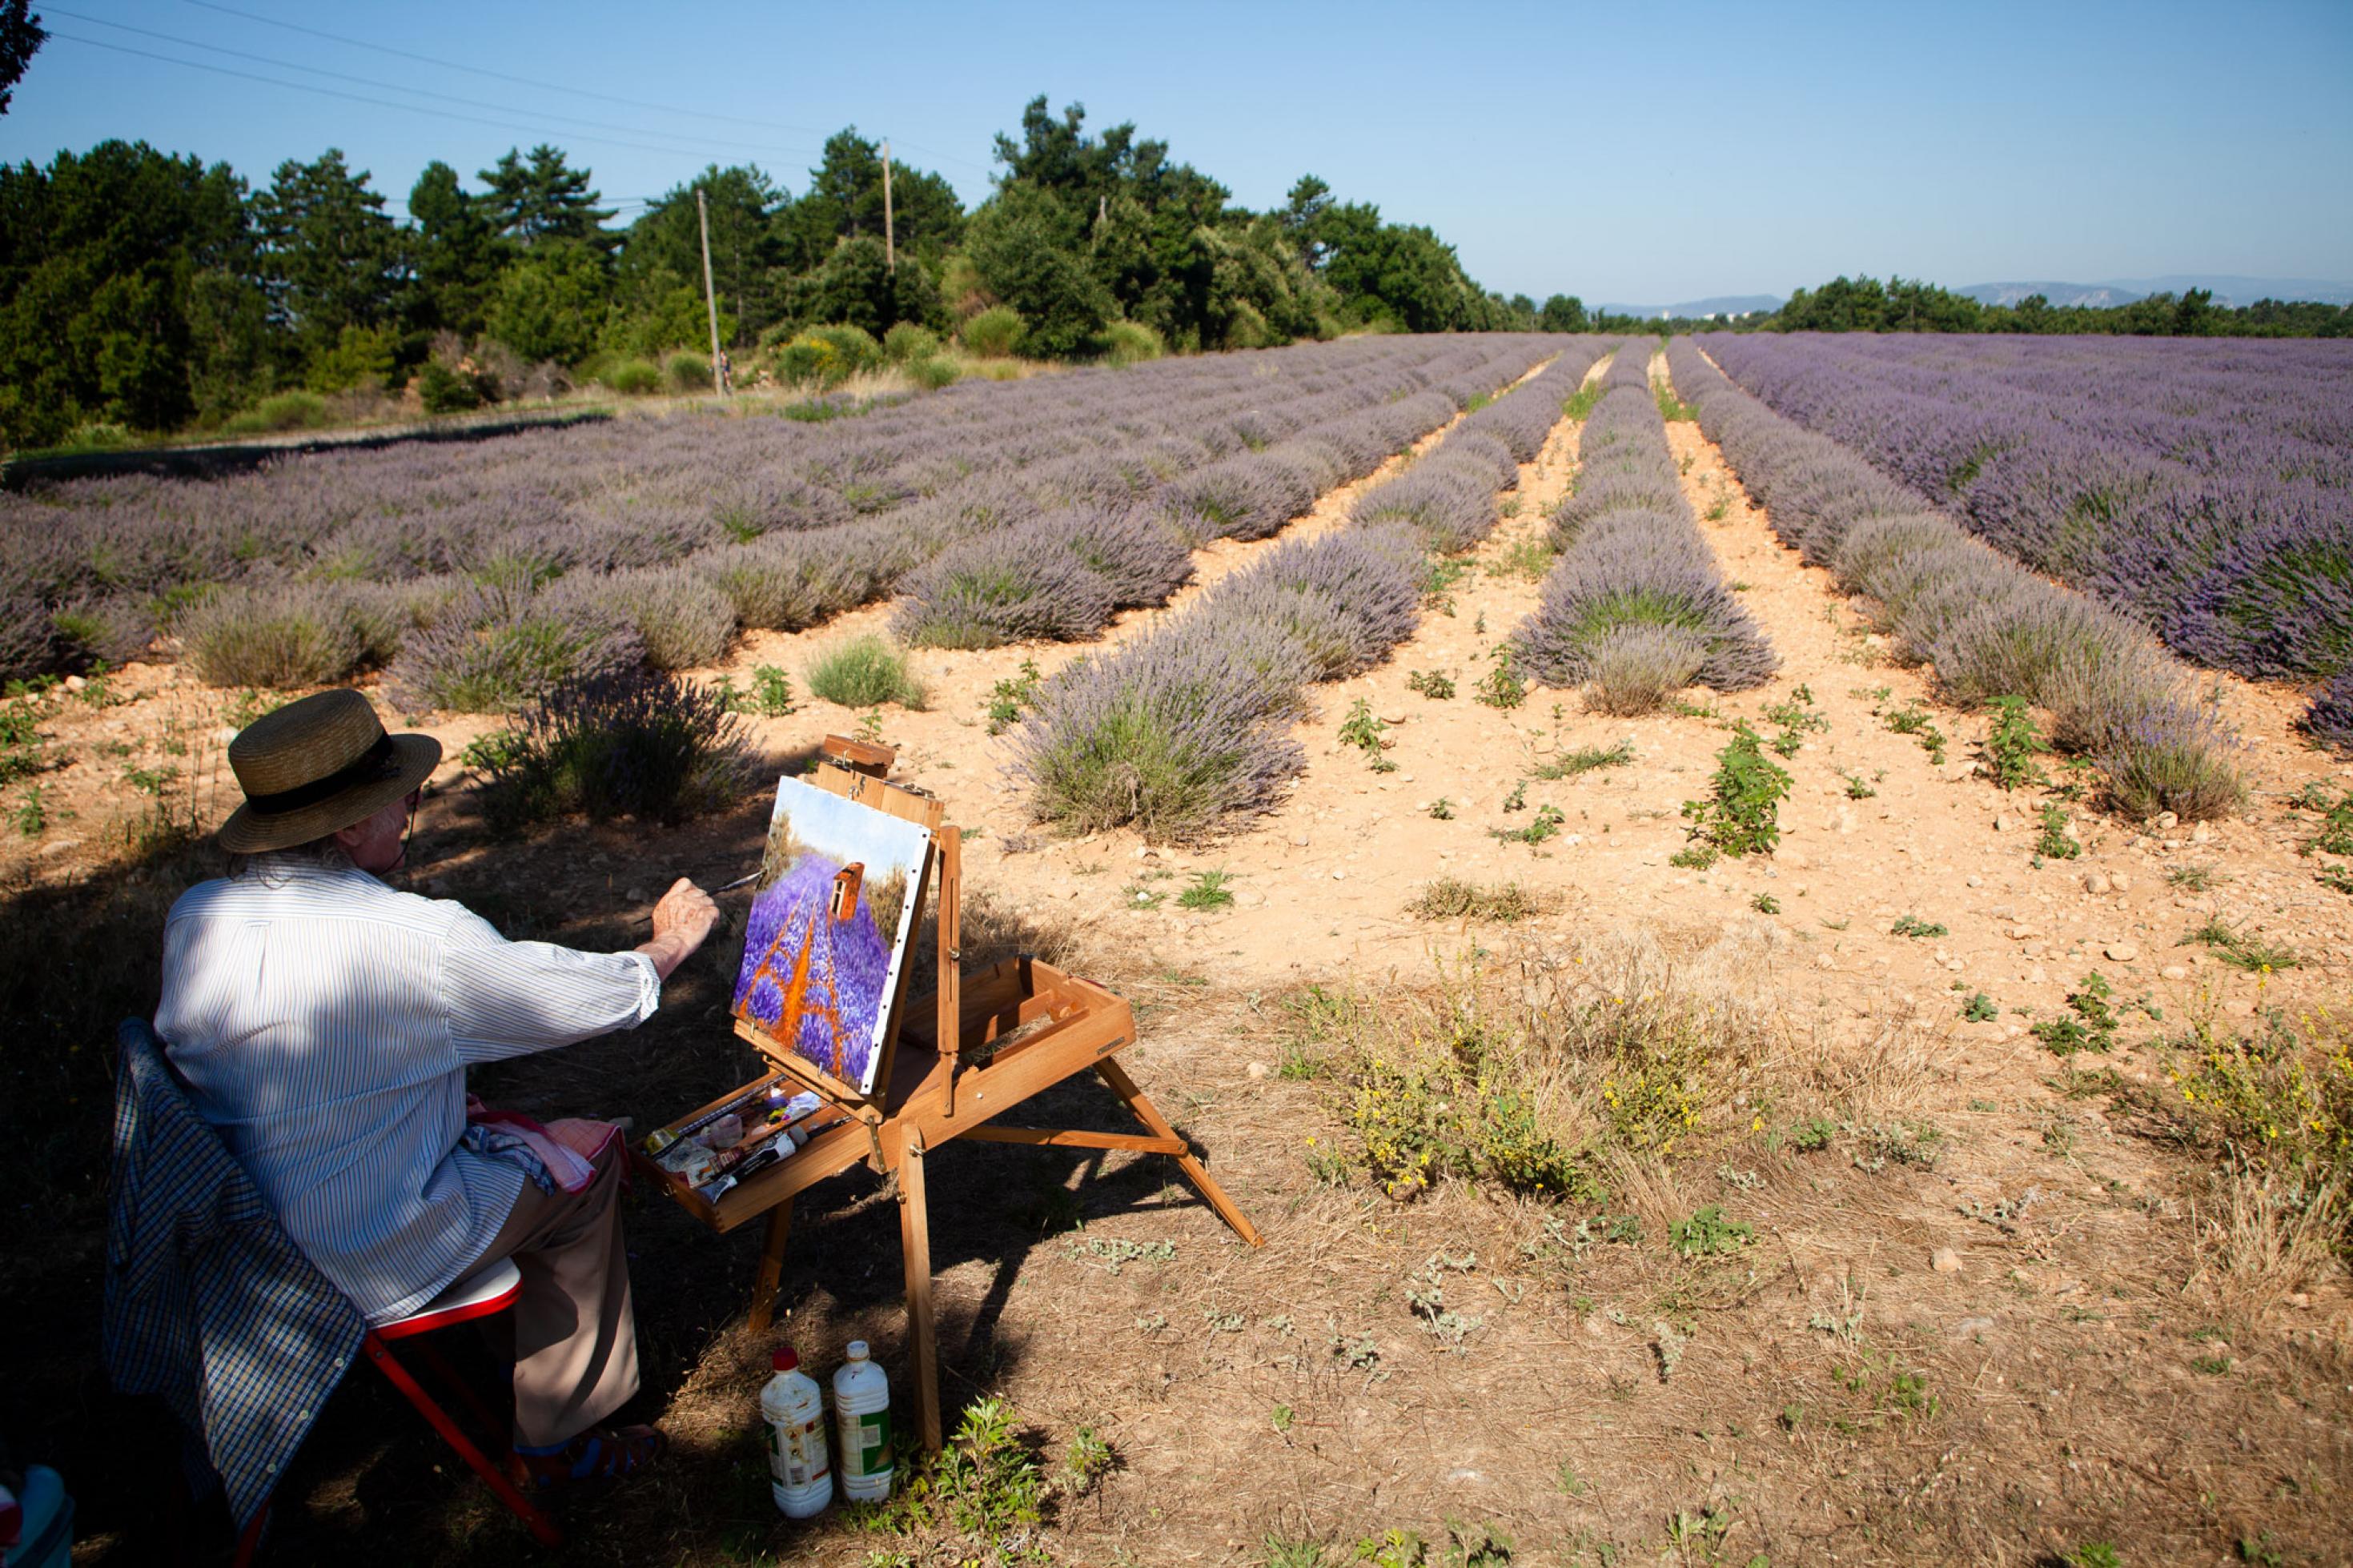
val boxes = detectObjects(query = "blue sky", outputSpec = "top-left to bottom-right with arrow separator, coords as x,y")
6,0 -> 2351,304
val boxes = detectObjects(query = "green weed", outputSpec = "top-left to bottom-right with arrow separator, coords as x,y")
986,658 -> 1042,734
1981,695 -> 2050,789
1531,740 -> 1632,779
1488,804 -> 1565,848
808,635 -> 926,708
1341,699 -> 1398,772
2036,802 -> 2083,860
2182,918 -> 2299,972
1473,648 -> 1527,710
1890,914 -> 1948,939
1177,869 -> 1237,911
1678,722 -> 1790,859
1407,669 -> 1456,700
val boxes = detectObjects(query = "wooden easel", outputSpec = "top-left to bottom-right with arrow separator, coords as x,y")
636,736 -> 1264,1452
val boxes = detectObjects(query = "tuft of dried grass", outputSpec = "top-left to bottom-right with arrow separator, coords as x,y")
1405,877 -> 1555,924
2188,1169 -> 2347,1335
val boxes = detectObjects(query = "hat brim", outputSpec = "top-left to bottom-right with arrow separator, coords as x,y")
216,732 -> 442,854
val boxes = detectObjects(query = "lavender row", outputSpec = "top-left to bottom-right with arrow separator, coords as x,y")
1512,343 -> 1776,708
1702,332 -> 2353,684
887,349 -> 1537,651
1664,339 -> 2243,820
1,335 -> 1562,699
1010,344 -> 1604,841
1346,343 -> 1610,555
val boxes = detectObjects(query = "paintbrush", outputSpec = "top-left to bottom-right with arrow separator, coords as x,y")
628,869 -> 761,924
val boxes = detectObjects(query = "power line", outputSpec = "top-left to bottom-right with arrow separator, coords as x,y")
183,0 -> 837,141
47,6 -> 821,166
47,32 -> 821,168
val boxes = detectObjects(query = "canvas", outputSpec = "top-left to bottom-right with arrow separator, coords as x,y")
732,776 -> 933,1094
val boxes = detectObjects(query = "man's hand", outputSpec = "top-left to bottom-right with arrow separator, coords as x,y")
636,878 -> 720,980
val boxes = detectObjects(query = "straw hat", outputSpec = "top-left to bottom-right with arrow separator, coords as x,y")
217,689 -> 441,854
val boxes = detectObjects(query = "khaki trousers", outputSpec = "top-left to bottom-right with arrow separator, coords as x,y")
471,1143 -> 640,1447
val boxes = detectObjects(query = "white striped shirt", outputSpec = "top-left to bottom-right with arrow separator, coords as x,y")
155,858 -> 661,1324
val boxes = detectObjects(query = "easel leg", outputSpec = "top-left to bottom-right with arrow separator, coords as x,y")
897,1129 -> 943,1454
1095,1058 -> 1266,1247
747,1197 -> 794,1335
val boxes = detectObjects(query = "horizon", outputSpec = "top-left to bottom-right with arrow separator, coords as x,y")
4,0 -> 2351,303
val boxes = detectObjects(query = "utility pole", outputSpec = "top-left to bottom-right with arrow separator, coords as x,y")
697,187 -> 726,397
881,138 -> 896,273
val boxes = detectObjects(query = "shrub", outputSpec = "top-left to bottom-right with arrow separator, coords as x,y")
389,577 -> 644,714
179,584 -> 371,688
893,527 -> 1115,650
223,390 -> 331,435
961,305 -> 1024,359
774,334 -> 853,387
663,351 -> 711,393
697,536 -> 885,632
476,667 -> 755,830
605,358 -> 661,395
803,323 -> 882,374
2096,697 -> 2247,823
1013,622 -> 1308,842
806,634 -> 926,708
1587,624 -> 1707,716
2299,672 -> 2353,754
1102,320 -> 1165,366
881,322 -> 940,363
1030,508 -> 1195,608
905,355 -> 959,391
599,567 -> 739,670
417,359 -> 486,415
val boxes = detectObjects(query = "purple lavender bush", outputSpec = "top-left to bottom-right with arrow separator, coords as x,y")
389,576 -> 645,714
893,526 -> 1117,649
477,665 -> 754,830
1010,622 -> 1310,841
2299,673 -> 2353,754
179,583 -> 371,688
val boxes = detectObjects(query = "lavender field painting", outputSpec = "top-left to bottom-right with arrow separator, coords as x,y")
731,777 -> 931,1094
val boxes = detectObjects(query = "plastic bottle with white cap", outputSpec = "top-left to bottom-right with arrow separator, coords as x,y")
830,1340 -> 894,1502
760,1346 -> 833,1518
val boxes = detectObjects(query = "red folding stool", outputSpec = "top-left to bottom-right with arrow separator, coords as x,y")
235,1257 -> 562,1562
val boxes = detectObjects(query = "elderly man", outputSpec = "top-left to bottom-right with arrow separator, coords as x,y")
154,688 -> 718,1486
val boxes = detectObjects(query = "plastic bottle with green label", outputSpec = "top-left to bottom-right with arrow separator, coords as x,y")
830,1339 -> 893,1502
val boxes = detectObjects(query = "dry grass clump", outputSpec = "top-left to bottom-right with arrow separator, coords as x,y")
1299,924 -> 1791,1202
1405,877 -> 1554,923
2158,1011 -> 2353,1325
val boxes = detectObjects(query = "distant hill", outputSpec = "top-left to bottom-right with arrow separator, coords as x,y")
1958,281 -> 2142,308
1961,275 -> 2353,309
1596,295 -> 1782,320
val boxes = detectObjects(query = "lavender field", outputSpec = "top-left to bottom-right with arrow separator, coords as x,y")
0,334 -> 1563,703
1702,334 -> 2353,685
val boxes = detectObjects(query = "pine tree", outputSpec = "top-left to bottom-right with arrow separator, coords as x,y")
480,144 -> 616,253
251,148 -> 400,358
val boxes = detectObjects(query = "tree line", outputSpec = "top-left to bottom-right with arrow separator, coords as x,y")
1676,275 -> 2352,338
0,94 -> 1596,449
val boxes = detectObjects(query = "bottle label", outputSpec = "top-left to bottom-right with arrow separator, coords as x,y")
841,1408 -> 893,1479
768,1412 -> 829,1488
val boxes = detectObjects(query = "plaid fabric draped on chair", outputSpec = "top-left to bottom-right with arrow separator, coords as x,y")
101,1020 -> 365,1535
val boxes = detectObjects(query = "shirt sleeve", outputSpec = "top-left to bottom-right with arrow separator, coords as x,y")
440,904 -> 664,1064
